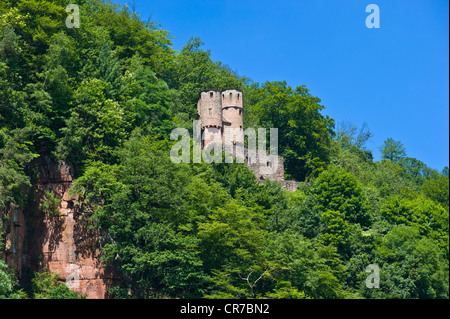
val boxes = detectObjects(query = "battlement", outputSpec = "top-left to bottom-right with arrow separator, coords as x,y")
221,89 -> 243,109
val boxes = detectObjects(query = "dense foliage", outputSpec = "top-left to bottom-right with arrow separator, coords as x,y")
0,0 -> 448,299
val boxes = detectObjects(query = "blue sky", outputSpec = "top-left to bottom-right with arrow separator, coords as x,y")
117,0 -> 448,170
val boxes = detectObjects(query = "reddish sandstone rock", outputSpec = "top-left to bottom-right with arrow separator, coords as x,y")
8,157 -> 116,299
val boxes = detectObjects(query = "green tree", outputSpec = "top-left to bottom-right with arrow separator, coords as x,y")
421,168 -> 449,210
0,260 -> 27,299
56,78 -> 127,169
32,270 -> 85,299
380,138 -> 406,163
170,37 -> 243,124
261,281 -> 306,299
246,81 -> 334,180
367,225 -> 449,299
265,232 -> 357,299
312,167 -> 372,228
95,41 -> 122,99
121,53 -> 175,136
380,191 -> 449,258
72,132 -> 208,298
197,200 -> 268,274
0,127 -> 37,210
335,121 -> 374,152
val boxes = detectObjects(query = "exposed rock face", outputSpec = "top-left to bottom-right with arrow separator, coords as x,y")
2,157 -> 115,298
34,157 -> 116,298
2,203 -> 26,279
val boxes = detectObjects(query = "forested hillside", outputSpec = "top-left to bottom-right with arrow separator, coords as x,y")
1,0 -> 448,299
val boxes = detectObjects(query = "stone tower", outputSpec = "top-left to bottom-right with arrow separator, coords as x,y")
197,90 -> 223,149
221,89 -> 244,158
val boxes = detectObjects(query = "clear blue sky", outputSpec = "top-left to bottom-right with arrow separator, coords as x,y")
117,0 -> 449,170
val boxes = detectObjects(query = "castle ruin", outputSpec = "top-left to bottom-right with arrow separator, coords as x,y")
197,89 -> 298,191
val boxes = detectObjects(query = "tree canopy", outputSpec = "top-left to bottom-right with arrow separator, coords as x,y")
0,0 -> 448,299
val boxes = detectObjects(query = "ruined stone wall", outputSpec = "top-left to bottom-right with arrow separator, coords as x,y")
245,149 -> 285,182
281,180 -> 300,192
244,150 -> 299,191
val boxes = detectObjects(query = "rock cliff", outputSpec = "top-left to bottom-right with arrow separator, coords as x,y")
2,157 -> 114,298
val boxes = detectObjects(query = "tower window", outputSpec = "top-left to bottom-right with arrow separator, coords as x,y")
210,92 -> 213,98
230,92 -> 232,99
238,93 -> 240,100
239,110 -> 242,115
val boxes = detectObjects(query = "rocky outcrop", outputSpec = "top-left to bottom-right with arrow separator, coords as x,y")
2,157 -> 115,298
1,203 -> 26,279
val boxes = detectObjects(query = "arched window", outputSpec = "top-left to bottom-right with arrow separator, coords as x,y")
210,92 -> 214,98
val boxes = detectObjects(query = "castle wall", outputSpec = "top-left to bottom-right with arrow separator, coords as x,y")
246,150 -> 285,182
222,109 -> 244,145
281,180 -> 300,191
